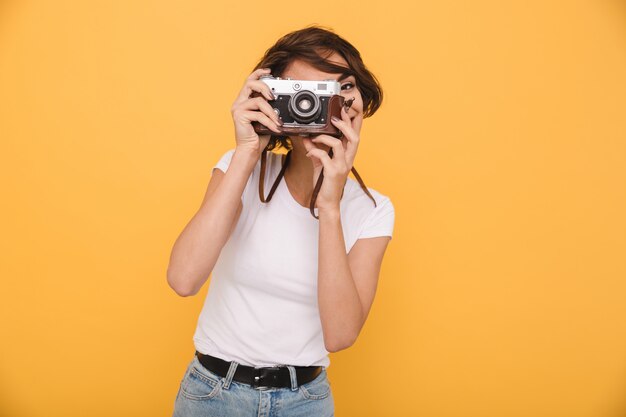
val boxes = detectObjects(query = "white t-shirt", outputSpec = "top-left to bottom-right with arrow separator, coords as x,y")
192,148 -> 395,368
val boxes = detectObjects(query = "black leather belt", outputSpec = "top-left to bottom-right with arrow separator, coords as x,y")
195,351 -> 322,389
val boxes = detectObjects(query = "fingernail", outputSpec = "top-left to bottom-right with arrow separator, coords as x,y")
331,116 -> 340,122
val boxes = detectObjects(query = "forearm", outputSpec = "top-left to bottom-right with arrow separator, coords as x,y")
317,207 -> 364,352
167,147 -> 257,296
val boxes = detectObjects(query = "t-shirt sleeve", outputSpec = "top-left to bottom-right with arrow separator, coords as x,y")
211,148 -> 254,206
213,148 -> 236,173
358,196 -> 395,240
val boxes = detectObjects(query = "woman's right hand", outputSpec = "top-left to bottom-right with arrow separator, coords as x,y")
230,68 -> 283,155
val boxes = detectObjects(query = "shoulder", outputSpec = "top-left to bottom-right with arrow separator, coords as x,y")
341,178 -> 395,240
343,178 -> 393,215
213,148 -> 282,175
213,148 -> 237,173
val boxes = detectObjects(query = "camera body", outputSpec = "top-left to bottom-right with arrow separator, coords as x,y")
251,75 -> 345,138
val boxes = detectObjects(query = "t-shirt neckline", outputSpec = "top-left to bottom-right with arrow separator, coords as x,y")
273,151 -> 352,219
277,169 -> 319,218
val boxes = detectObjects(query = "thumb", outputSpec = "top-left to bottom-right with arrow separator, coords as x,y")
301,137 -> 316,152
260,134 -> 271,149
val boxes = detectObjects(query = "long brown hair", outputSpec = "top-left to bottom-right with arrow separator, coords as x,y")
252,25 -> 383,218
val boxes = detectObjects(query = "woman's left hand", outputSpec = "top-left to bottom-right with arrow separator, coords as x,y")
302,106 -> 360,211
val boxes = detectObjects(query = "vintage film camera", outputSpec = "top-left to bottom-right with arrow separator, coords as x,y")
251,74 -> 350,138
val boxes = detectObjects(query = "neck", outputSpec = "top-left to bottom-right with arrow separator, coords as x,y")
283,137 -> 321,205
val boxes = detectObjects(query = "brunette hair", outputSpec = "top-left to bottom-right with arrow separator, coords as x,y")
252,25 -> 382,218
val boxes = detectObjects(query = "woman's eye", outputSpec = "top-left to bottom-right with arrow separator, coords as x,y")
341,82 -> 354,91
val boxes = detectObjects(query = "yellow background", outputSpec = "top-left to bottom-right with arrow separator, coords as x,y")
1,1 -> 625,416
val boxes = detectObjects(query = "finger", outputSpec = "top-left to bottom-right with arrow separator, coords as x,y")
234,76 -> 275,105
339,105 -> 354,153
329,115 -> 355,152
239,96 -> 282,126
310,135 -> 345,162
351,113 -> 363,135
337,105 -> 356,139
341,103 -> 351,123
305,148 -> 333,168
301,137 -> 319,153
330,110 -> 355,141
238,109 -> 283,133
247,68 -> 272,81
331,109 -> 360,166
248,79 -> 276,100
234,81 -> 275,106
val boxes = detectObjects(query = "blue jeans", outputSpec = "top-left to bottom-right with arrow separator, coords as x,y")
172,353 -> 335,417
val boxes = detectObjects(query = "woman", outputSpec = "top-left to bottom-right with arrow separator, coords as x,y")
168,25 -> 395,417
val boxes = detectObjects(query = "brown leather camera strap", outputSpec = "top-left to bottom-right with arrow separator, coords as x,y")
258,149 -> 289,203
259,148 -> 377,219
349,165 -> 377,208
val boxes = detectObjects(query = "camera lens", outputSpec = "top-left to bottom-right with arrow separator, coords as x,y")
288,90 -> 321,123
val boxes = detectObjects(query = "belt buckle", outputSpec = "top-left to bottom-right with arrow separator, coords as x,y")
251,366 -> 280,390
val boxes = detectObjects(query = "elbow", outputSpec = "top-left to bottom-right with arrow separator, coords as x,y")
167,269 -> 198,297
325,333 -> 358,353
172,286 -> 195,298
